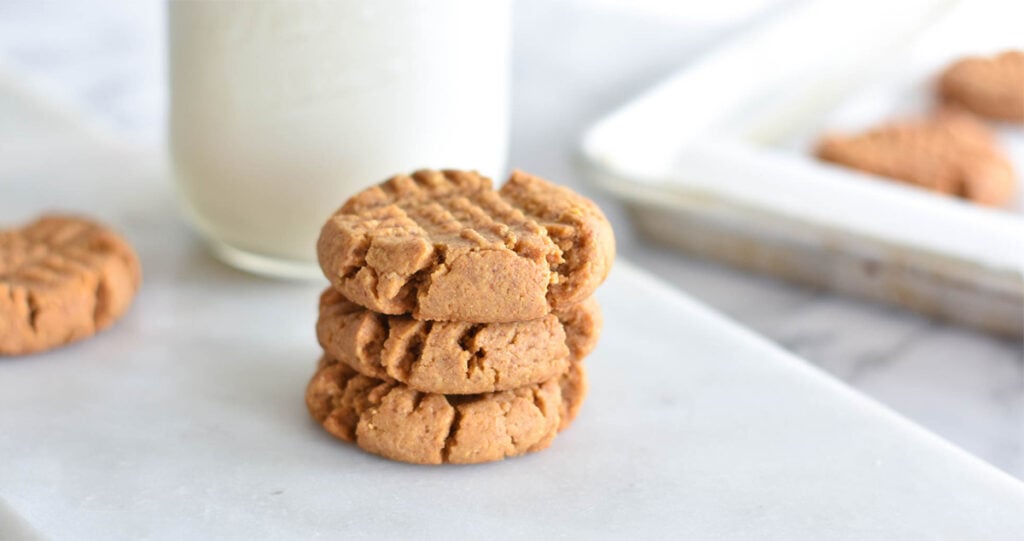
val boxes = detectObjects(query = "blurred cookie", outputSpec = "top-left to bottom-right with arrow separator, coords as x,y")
317,169 -> 615,323
939,50 -> 1024,122
306,356 -> 587,465
816,110 -> 1016,206
317,288 -> 601,394
0,215 -> 141,355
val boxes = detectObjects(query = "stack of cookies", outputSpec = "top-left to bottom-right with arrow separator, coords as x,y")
305,169 -> 615,465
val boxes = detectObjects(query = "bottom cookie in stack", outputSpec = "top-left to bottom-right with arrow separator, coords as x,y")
306,357 -> 588,465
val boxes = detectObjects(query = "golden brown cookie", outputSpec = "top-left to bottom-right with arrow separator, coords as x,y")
306,357 -> 588,465
317,169 -> 615,323
557,361 -> 588,432
317,288 -> 601,394
939,50 -> 1024,123
816,110 -> 1016,206
0,215 -> 141,355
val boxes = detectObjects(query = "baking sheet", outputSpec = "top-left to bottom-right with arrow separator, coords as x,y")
2,73 -> 1024,540
581,0 -> 1024,336
774,0 -> 1024,213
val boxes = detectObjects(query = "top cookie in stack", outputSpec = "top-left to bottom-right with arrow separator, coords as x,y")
317,169 -> 614,322
308,169 -> 615,465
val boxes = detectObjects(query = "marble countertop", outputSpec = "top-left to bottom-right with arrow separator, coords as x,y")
2,91 -> 1023,536
0,0 -> 1020,488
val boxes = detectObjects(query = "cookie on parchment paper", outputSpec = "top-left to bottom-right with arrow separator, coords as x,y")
317,288 -> 601,395
815,109 -> 1016,207
305,357 -> 588,465
317,169 -> 615,323
939,50 -> 1024,123
0,215 -> 141,356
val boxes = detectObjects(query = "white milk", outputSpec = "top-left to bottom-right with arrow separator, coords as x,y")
169,0 -> 511,277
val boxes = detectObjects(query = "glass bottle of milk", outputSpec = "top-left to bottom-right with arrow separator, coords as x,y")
169,0 -> 511,279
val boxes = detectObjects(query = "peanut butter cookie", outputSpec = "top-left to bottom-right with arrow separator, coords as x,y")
939,50 -> 1024,123
317,288 -> 601,394
557,361 -> 588,432
317,169 -> 615,322
306,357 -> 588,465
0,215 -> 141,355
816,110 -> 1016,206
